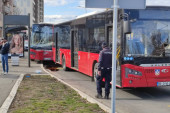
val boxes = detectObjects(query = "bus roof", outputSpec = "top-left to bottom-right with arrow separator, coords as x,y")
34,23 -> 54,26
54,10 -> 109,26
54,5 -> 170,26
76,10 -> 106,19
146,5 -> 170,9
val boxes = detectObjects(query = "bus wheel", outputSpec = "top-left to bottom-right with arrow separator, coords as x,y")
62,56 -> 68,71
92,63 -> 98,82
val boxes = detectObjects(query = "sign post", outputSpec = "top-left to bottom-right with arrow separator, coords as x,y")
28,13 -> 31,67
111,0 -> 118,112
85,0 -> 146,113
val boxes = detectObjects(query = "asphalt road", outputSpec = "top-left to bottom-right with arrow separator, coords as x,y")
47,66 -> 170,113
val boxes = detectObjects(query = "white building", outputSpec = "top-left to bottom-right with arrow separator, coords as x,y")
14,0 -> 35,26
34,0 -> 44,23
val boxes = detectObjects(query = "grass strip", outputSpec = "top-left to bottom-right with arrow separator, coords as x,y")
8,75 -> 106,113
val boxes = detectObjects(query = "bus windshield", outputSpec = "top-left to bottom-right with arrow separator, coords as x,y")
125,9 -> 170,57
31,24 -> 53,49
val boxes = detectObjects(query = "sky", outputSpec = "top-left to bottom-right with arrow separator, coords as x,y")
44,0 -> 170,24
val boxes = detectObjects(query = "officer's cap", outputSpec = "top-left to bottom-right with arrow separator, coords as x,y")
102,42 -> 107,48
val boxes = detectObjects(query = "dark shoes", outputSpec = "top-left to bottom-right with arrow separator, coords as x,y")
95,94 -> 102,99
95,94 -> 109,99
104,95 -> 109,99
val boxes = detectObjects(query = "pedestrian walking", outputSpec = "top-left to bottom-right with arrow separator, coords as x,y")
0,39 -> 10,75
96,42 -> 112,99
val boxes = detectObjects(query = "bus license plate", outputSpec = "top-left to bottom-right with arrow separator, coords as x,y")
157,82 -> 170,86
44,58 -> 51,60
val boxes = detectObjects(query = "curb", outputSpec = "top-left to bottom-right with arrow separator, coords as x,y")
0,74 -> 24,113
41,64 -> 111,113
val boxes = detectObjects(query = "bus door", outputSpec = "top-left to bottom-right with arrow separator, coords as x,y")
71,30 -> 78,69
106,25 -> 121,86
55,32 -> 59,63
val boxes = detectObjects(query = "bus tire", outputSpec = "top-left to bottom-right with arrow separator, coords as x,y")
62,56 -> 68,71
92,63 -> 98,82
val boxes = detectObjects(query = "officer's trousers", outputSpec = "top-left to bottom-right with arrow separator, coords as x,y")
96,69 -> 111,96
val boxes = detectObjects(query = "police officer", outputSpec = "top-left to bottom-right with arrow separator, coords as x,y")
96,42 -> 112,99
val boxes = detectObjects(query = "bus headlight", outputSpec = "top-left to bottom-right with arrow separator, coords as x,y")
125,68 -> 142,78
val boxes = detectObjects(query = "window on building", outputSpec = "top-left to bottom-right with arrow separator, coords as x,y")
21,0 -> 23,6
27,0 -> 30,7
24,8 -> 26,14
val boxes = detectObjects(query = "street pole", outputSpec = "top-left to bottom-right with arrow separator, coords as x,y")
28,13 -> 31,67
111,0 -> 118,113
3,14 -> 5,39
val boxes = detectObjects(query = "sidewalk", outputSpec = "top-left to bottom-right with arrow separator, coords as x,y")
0,56 -> 46,107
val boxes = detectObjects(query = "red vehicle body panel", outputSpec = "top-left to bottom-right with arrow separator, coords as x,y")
52,47 -> 56,62
88,52 -> 99,76
59,49 -> 71,67
54,49 -> 170,88
78,51 -> 89,75
121,64 -> 170,87
144,66 -> 170,87
30,49 -> 37,60
43,50 -> 53,60
57,49 -> 99,77
121,64 -> 148,88
78,51 -> 99,76
30,49 -> 53,61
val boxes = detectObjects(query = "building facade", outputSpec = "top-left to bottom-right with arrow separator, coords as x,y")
0,0 -> 44,38
0,0 -> 18,38
0,0 -> 3,37
15,0 -> 44,25
15,0 -> 35,26
34,0 -> 44,23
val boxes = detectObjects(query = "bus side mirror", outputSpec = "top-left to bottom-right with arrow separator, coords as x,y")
123,20 -> 131,34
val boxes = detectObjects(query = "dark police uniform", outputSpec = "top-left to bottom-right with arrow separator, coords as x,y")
96,46 -> 112,99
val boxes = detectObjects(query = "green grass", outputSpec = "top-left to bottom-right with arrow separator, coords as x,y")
8,75 -> 106,113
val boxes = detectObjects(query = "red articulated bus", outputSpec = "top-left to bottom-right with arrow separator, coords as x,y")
30,23 -> 54,62
53,6 -> 170,88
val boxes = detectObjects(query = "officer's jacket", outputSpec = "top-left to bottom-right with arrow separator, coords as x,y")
98,47 -> 112,71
